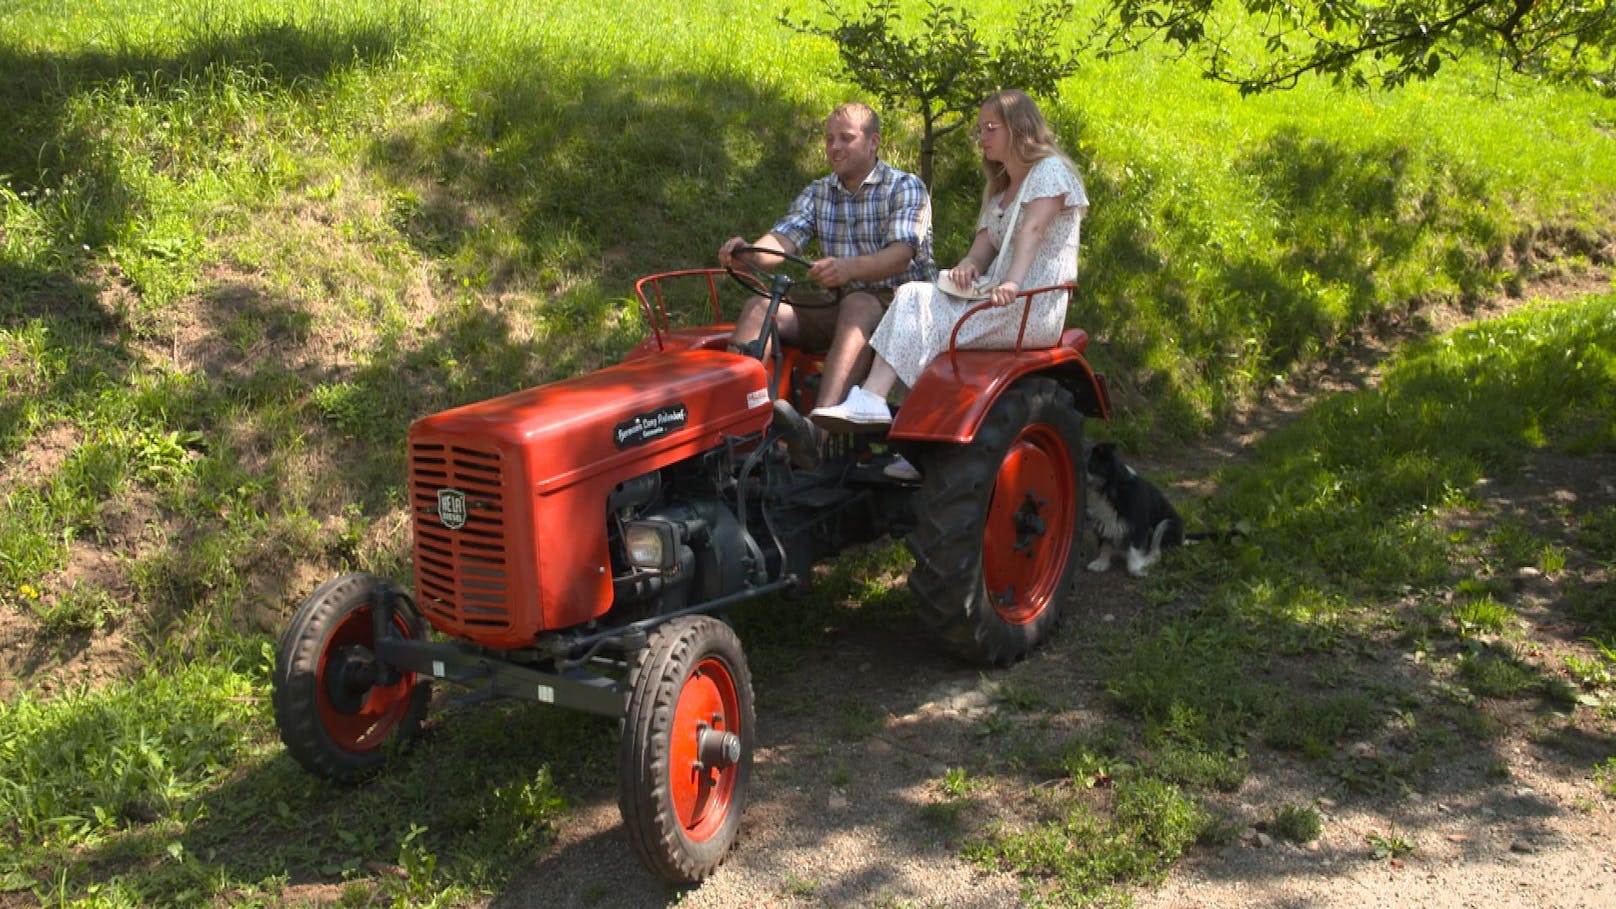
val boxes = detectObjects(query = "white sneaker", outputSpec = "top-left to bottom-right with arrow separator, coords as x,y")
883,454 -> 920,481
809,385 -> 892,433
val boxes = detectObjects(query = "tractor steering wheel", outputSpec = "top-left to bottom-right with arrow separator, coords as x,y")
724,244 -> 831,365
724,245 -> 826,304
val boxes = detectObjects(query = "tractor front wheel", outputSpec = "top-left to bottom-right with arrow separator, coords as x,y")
618,616 -> 755,884
272,572 -> 431,781
907,377 -> 1085,665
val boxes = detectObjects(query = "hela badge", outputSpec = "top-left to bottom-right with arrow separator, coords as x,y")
436,488 -> 468,530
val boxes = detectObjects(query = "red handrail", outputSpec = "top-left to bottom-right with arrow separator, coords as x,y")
945,282 -> 1079,372
632,269 -> 728,352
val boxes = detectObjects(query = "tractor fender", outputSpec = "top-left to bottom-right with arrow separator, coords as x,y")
888,328 -> 1111,444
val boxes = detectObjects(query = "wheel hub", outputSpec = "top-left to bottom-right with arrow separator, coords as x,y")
325,645 -> 380,713
696,722 -> 742,770
1012,492 -> 1048,556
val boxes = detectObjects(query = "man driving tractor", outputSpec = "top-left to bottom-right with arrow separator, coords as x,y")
717,101 -> 935,466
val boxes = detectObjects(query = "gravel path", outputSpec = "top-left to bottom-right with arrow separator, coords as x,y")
490,598 -> 1616,908
494,622 -> 1039,909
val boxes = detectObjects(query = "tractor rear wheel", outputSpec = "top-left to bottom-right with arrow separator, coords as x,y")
907,377 -> 1085,665
618,616 -> 755,884
272,572 -> 431,781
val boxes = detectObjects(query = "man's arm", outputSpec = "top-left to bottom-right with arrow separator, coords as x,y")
809,168 -> 930,286
719,232 -> 800,269
806,240 -> 914,288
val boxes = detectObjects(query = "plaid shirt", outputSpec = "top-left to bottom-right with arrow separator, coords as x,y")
770,159 -> 935,289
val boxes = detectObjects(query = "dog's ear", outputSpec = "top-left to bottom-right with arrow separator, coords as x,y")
1086,441 -> 1113,474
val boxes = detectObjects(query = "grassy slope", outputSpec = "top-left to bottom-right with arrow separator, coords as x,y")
1,0 -> 1614,904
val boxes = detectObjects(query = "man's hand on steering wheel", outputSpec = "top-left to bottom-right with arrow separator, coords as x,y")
717,236 -> 745,269
805,256 -> 852,288
724,243 -> 819,301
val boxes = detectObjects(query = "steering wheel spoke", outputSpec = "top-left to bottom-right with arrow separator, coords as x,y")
725,245 -> 829,362
724,244 -> 815,300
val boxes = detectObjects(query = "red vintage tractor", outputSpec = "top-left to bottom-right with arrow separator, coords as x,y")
271,249 -> 1111,883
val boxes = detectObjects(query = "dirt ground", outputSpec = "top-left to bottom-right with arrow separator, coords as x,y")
489,577 -> 1616,909
489,278 -> 1616,909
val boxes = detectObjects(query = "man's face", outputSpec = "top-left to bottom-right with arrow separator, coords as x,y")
824,113 -> 880,188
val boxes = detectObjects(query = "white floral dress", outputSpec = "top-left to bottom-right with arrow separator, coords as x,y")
870,156 -> 1088,388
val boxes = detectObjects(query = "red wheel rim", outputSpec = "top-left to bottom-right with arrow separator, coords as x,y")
315,606 -> 418,754
667,656 -> 742,842
982,423 -> 1077,625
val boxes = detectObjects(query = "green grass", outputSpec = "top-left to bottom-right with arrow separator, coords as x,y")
1367,829 -> 1416,860
968,773 -> 1208,907
2,0 -> 1615,904
1596,758 -> 1616,799
1267,804 -> 1323,844
1,650 -> 607,906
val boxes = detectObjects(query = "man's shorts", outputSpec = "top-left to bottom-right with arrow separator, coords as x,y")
790,286 -> 897,351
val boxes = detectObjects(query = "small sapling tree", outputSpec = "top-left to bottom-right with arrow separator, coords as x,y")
780,0 -> 1083,187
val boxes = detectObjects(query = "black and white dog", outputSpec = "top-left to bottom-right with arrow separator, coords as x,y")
1084,442 -> 1185,578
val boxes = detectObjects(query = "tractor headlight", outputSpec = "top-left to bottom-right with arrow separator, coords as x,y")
623,519 -> 680,571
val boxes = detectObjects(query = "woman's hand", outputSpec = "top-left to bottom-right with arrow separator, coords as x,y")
990,280 -> 1020,306
947,261 -> 980,288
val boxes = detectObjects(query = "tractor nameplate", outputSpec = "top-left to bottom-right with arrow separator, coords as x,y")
613,403 -> 688,449
436,488 -> 468,530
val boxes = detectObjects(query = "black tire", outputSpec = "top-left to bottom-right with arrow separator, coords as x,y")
618,616 -> 755,884
272,572 -> 432,782
907,377 -> 1085,665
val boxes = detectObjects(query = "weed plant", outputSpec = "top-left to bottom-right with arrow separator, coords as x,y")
1269,804 -> 1323,843
1,0 -> 1615,904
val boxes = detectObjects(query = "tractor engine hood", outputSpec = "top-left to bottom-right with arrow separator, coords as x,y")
414,349 -> 771,491
406,350 -> 771,646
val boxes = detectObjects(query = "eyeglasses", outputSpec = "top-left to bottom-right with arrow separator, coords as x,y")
971,122 -> 1003,139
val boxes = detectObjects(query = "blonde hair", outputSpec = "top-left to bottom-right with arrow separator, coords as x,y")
977,90 -> 1079,216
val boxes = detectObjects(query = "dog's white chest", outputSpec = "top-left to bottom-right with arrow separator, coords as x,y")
1086,490 -> 1128,541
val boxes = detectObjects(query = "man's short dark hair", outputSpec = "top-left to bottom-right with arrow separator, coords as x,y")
829,102 -> 880,137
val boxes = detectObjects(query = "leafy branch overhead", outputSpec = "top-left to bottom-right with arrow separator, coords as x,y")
780,0 -> 1083,186
1096,0 -> 1616,95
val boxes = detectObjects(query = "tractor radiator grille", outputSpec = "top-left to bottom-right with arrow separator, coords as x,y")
409,442 -> 513,632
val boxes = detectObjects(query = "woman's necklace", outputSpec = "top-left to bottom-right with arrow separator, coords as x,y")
995,173 -> 1025,219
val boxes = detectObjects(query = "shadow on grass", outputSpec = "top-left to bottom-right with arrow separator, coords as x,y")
0,11 -> 821,647
0,6 -> 425,437
1071,296 -> 1615,865
0,261 -> 129,441
0,13 -> 413,185
0,10 -> 431,621
364,58 -> 824,321
42,697 -> 622,905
